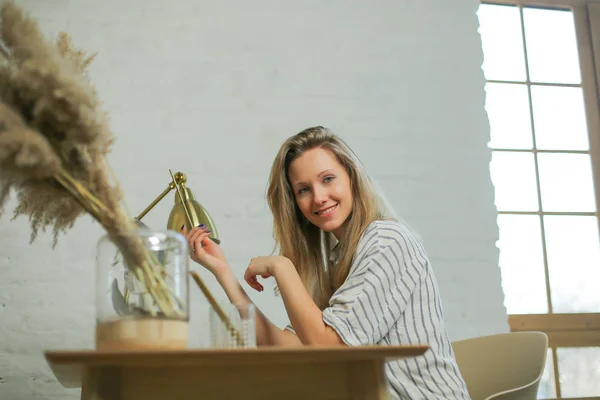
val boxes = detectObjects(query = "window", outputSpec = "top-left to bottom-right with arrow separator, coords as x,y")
477,1 -> 600,398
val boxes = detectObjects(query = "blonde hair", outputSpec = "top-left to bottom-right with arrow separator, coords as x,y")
267,126 -> 391,309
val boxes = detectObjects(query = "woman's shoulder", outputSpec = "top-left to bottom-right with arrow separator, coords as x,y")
361,219 -> 421,245
356,220 -> 429,269
356,219 -> 426,257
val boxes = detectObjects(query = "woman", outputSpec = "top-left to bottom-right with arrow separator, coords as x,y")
184,126 -> 470,399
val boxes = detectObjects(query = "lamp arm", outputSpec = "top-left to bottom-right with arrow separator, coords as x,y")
168,169 -> 194,226
135,182 -> 175,221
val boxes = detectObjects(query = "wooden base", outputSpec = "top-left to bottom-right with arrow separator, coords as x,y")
45,346 -> 429,400
95,319 -> 188,351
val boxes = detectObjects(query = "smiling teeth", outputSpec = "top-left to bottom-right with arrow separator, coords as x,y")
317,205 -> 336,215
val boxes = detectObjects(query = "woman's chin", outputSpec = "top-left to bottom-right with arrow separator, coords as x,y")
318,221 -> 342,234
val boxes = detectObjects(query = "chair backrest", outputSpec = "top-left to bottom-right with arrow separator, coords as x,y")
452,332 -> 548,400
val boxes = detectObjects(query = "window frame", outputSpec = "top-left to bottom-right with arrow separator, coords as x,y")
479,1 -> 600,398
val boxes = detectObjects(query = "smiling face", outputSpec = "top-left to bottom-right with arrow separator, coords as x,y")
287,147 -> 353,239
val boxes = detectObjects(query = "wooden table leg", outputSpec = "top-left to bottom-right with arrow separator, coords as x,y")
348,361 -> 390,400
80,367 -> 121,400
80,369 -> 90,400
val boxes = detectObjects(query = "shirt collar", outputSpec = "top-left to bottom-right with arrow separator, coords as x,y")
329,240 -> 340,263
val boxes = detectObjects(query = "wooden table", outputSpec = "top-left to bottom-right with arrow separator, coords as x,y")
45,345 -> 429,400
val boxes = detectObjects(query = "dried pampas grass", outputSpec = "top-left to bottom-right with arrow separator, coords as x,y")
0,1 -> 115,243
0,1 -> 181,318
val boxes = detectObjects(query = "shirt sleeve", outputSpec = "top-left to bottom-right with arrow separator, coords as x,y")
322,223 -> 428,346
284,324 -> 296,335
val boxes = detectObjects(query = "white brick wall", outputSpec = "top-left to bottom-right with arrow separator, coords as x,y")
0,0 -> 508,398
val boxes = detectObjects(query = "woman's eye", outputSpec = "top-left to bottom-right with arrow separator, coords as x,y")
298,187 -> 308,194
323,176 -> 335,183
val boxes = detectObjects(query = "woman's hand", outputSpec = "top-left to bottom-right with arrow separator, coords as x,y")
244,256 -> 292,292
181,225 -> 230,277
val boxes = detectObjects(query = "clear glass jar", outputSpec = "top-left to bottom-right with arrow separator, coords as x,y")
95,228 -> 189,350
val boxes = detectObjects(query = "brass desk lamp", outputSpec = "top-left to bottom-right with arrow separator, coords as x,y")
136,171 -> 220,243
133,170 -> 244,346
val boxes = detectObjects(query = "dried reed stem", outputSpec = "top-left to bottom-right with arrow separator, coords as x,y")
54,167 -> 182,318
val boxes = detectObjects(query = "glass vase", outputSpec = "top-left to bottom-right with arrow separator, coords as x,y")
209,302 -> 256,349
95,228 -> 189,351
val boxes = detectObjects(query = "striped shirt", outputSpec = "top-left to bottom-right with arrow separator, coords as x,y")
288,220 -> 471,399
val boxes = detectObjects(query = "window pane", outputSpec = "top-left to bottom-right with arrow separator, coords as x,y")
538,349 -> 557,399
486,83 -> 533,149
538,153 -> 596,212
497,215 -> 547,314
545,216 -> 600,312
477,4 -> 526,81
523,8 -> 581,84
557,347 -> 600,397
490,151 -> 539,212
531,86 -> 589,151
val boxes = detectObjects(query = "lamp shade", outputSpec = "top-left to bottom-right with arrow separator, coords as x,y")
166,185 -> 220,244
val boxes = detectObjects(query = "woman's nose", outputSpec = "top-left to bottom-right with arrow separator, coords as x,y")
313,186 -> 328,204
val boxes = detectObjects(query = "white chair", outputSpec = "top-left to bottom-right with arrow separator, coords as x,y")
452,331 -> 549,400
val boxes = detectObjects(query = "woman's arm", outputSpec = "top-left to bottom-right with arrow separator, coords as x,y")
245,256 -> 344,346
183,225 -> 300,347
185,226 -> 341,346
215,268 -> 302,347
